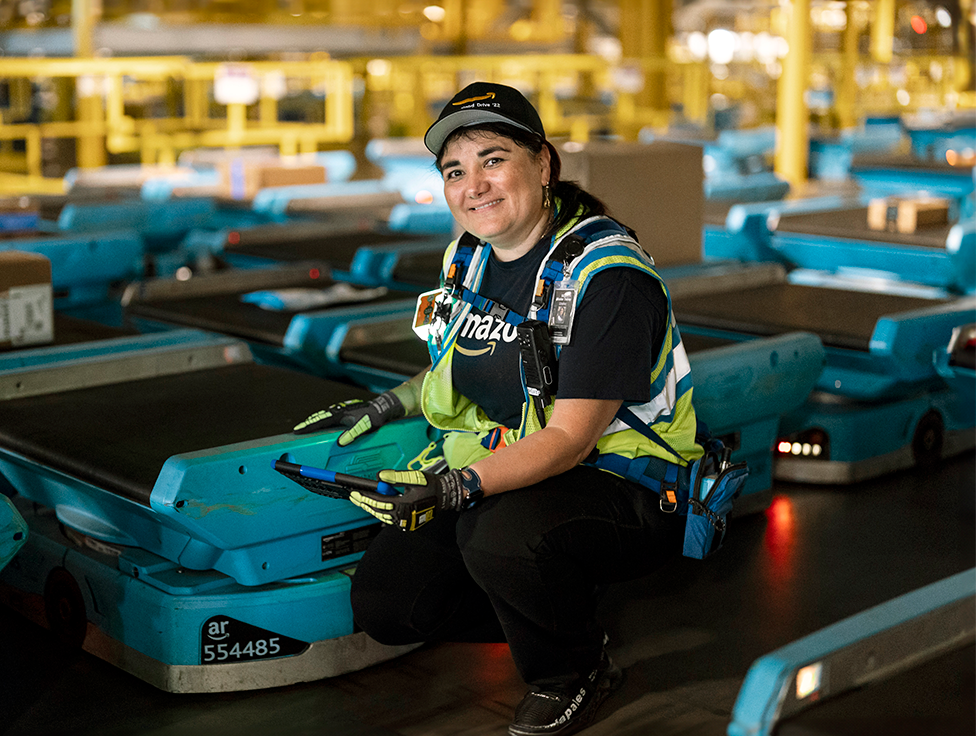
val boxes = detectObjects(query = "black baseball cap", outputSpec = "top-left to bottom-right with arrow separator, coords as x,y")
424,82 -> 547,155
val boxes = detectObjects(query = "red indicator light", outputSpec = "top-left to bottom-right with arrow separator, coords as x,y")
227,231 -> 241,245
309,268 -> 321,279
911,15 -> 927,33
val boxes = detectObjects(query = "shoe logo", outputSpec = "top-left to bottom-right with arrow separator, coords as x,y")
556,686 -> 587,724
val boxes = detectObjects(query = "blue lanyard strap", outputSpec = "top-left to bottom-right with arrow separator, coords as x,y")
532,219 -> 636,320
443,239 -> 527,324
453,286 -> 525,325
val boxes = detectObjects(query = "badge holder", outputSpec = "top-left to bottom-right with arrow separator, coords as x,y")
413,288 -> 453,347
549,280 -> 578,345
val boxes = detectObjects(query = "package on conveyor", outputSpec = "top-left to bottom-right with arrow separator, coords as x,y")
217,155 -> 328,201
867,196 -> 951,234
0,250 -> 53,348
0,195 -> 40,235
559,140 -> 704,268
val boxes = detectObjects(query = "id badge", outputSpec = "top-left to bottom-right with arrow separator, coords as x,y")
412,288 -> 443,341
549,280 -> 578,345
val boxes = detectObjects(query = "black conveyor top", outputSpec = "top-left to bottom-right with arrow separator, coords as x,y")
226,227 -> 432,270
672,283 -> 946,351
341,338 -> 430,377
391,250 -> 443,289
0,314 -> 135,353
0,363 -> 372,507
775,642 -> 975,736
850,152 -> 969,174
775,207 -> 953,249
127,284 -> 413,346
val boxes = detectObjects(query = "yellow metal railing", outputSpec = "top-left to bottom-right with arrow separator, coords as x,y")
0,48 -> 972,195
0,55 -> 355,193
357,53 -> 679,142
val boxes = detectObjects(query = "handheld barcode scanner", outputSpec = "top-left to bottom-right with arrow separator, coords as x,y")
273,460 -> 396,499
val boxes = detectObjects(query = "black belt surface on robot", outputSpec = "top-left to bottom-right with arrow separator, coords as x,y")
0,314 -> 135,353
127,288 -> 413,346
0,363 -> 372,506
775,206 -> 953,248
673,283 -> 948,351
391,250 -> 443,289
227,228 -> 432,269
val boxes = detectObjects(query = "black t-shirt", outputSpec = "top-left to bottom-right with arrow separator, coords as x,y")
452,235 -> 668,429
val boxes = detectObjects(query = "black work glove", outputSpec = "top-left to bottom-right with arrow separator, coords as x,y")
293,392 -> 405,446
349,468 -> 481,532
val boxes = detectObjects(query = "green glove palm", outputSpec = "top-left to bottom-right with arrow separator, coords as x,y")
350,468 -> 477,531
293,392 -> 405,446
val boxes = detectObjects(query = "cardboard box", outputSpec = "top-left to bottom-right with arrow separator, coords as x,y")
558,141 -> 704,267
219,159 -> 327,201
867,196 -> 950,234
0,196 -> 40,234
0,251 -> 53,348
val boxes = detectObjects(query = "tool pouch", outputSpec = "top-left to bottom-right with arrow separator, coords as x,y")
683,447 -> 749,559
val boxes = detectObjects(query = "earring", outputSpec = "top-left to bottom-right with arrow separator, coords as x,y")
542,184 -> 552,210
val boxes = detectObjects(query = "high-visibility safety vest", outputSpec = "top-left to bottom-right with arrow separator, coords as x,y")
418,212 -> 703,486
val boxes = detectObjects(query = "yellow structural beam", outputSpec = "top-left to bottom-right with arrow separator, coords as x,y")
775,0 -> 812,186
618,0 -> 671,115
71,0 -> 98,58
835,1 -> 860,130
74,0 -> 104,167
870,0 -> 895,64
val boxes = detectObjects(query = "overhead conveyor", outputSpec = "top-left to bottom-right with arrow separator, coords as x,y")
121,261 -> 421,388
0,330 -> 433,692
669,267 -> 976,483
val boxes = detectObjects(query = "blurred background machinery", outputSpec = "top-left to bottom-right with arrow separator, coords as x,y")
0,0 -> 971,191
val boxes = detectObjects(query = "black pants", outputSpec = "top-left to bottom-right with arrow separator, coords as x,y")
350,464 -> 685,688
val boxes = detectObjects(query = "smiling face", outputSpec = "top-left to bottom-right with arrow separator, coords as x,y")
439,129 -> 551,262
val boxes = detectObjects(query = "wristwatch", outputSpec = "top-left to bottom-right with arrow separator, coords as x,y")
459,467 -> 484,509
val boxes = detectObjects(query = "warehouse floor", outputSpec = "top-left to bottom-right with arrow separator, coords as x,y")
2,451 -> 974,736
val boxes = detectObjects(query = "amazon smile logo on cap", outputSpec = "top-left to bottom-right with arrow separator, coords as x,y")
453,92 -> 496,105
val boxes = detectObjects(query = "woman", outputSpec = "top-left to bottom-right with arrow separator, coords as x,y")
294,82 -> 702,735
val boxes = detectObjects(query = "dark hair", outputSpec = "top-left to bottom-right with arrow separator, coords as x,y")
436,122 -> 615,241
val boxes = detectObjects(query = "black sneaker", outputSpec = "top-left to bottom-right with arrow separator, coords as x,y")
508,651 -> 624,736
